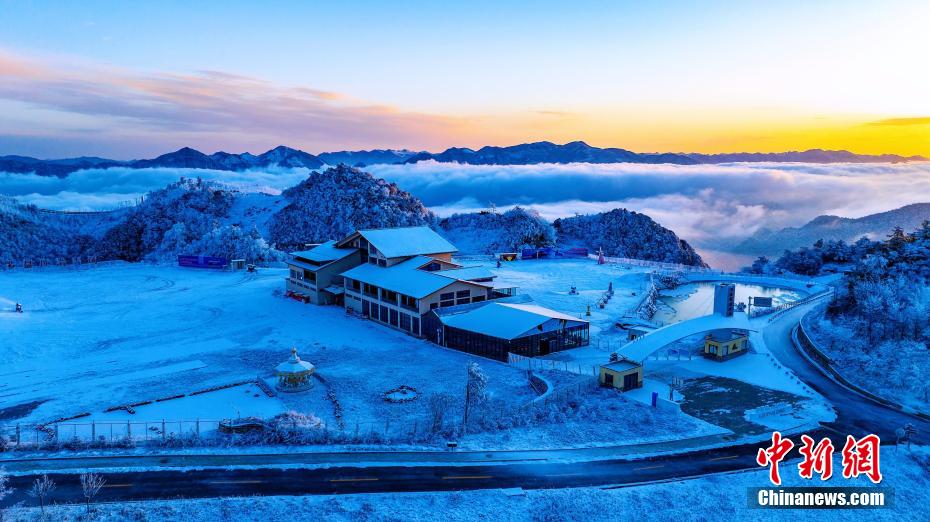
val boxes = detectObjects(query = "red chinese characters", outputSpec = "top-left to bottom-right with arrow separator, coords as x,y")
756,431 -> 795,485
797,434 -> 834,480
841,434 -> 883,484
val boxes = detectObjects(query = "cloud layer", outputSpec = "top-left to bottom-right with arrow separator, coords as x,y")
5,161 -> 930,258
367,161 -> 930,246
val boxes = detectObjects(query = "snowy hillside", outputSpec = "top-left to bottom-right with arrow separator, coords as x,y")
555,208 -> 707,266
268,165 -> 437,250
737,202 -> 930,256
0,195 -> 128,261
439,207 -> 555,254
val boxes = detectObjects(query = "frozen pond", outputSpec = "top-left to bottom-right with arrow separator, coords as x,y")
652,282 -> 803,325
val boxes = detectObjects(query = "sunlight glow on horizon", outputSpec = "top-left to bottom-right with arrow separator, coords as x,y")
0,1 -> 928,158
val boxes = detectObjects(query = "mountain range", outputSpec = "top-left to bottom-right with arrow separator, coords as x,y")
736,203 -> 930,256
1,142 -> 925,177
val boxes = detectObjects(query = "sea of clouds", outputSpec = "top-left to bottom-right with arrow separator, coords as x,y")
3,161 -> 930,257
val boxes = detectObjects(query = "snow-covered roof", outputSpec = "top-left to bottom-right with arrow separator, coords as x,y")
437,266 -> 494,281
706,329 -> 748,342
601,359 -> 641,372
276,347 -> 315,374
291,240 -> 356,264
354,226 -> 458,259
341,256 -> 469,299
439,302 -> 587,340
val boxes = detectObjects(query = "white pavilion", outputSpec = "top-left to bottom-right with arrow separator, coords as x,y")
275,347 -> 315,392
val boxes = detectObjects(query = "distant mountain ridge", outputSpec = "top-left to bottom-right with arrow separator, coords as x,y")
404,141 -> 698,165
2,142 -> 925,177
737,203 -> 930,256
0,145 -> 325,177
318,149 -> 422,167
688,149 -> 926,164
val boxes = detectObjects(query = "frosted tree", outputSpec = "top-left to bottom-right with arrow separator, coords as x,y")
27,474 -> 55,515
0,467 -> 11,522
80,472 -> 105,514
462,362 -> 489,431
466,362 -> 489,404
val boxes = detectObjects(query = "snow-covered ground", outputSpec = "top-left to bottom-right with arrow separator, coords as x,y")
5,446 -> 927,521
0,260 -> 719,450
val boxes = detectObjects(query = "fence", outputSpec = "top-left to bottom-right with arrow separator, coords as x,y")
795,319 -> 930,420
754,288 -> 834,322
507,352 -> 601,377
590,254 -> 718,274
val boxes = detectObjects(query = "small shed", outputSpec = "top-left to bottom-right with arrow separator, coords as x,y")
703,329 -> 749,361
599,355 -> 643,391
230,259 -> 246,270
275,347 -> 315,392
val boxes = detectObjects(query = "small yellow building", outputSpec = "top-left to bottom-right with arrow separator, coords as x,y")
599,355 -> 643,391
703,329 -> 749,361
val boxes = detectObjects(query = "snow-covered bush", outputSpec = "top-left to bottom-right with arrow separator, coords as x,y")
269,165 -> 436,250
98,178 -> 234,261
439,207 -> 555,254
554,208 -> 707,266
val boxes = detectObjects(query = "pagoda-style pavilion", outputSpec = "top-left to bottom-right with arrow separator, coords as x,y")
275,347 -> 315,392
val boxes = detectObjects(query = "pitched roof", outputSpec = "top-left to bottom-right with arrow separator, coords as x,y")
436,266 -> 494,281
291,240 -> 357,264
438,302 -> 587,340
341,256 -> 472,299
356,226 -> 457,258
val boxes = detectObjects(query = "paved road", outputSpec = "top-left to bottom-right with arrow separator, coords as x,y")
0,435 -> 830,505
762,302 -> 930,444
3,301 -> 926,507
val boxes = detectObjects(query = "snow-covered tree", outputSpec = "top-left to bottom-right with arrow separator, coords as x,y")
0,467 -> 11,522
80,472 -> 105,514
28,474 -> 55,515
439,206 -> 555,254
269,165 -> 436,250
554,208 -> 707,266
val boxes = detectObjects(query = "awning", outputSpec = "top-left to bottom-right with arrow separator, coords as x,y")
323,285 -> 345,295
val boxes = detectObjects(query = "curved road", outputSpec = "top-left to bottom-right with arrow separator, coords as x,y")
3,301 -> 927,506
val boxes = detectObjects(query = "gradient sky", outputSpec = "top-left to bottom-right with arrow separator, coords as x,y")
0,0 -> 928,158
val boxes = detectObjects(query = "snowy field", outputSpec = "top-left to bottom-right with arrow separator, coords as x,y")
0,260 -> 720,450
5,446 -> 927,521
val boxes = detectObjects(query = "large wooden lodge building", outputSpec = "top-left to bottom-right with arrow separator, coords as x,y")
286,226 -> 589,361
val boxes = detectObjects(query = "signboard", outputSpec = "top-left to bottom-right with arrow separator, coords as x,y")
177,255 -> 228,269
753,296 -> 774,307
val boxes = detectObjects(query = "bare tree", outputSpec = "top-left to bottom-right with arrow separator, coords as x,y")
80,472 -> 105,514
27,474 -> 55,515
427,393 -> 456,433
0,467 -> 12,522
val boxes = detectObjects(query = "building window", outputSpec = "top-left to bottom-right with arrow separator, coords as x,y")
456,297 -> 470,305
350,279 -> 361,291
412,317 -> 420,335
377,258 -> 387,267
382,290 -> 398,303
400,313 -> 411,331
472,295 -> 486,303
423,261 -> 441,271
389,309 -> 399,327
400,294 -> 417,310
430,302 -> 439,310
362,300 -> 370,317
379,305 -> 389,323
456,290 -> 469,298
